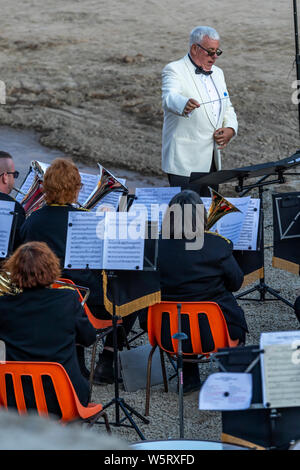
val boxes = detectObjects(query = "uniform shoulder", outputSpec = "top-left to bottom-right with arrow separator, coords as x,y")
205,230 -> 232,246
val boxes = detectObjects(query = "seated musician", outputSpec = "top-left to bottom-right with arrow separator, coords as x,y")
20,158 -> 137,384
0,241 -> 96,415
0,151 -> 25,252
157,189 -> 248,395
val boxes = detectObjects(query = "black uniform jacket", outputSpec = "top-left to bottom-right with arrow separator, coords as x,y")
0,287 -> 96,411
158,231 -> 248,340
0,192 -> 25,253
20,204 -> 105,314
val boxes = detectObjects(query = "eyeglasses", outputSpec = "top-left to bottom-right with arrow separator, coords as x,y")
196,43 -> 223,57
0,170 -> 19,179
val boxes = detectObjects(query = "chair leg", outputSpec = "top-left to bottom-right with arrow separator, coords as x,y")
144,344 -> 157,416
159,348 -> 168,393
88,339 -> 99,400
87,410 -> 111,433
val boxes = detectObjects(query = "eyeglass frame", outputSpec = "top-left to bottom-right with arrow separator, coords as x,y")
0,170 -> 19,179
196,43 -> 223,57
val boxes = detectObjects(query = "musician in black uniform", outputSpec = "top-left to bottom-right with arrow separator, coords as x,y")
0,241 -> 96,415
157,190 -> 248,394
0,151 -> 25,252
20,158 -> 137,384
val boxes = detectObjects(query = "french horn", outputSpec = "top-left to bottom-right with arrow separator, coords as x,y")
82,164 -> 128,211
206,187 -> 241,230
20,160 -> 46,217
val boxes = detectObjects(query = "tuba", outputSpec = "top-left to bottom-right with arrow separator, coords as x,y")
20,161 -> 46,217
206,187 -> 241,230
82,164 -> 128,211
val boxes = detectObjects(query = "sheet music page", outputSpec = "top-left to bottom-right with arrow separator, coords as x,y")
260,331 -> 300,408
77,172 -> 99,206
0,200 -> 15,258
199,372 -> 252,410
64,211 -> 105,269
234,198 -> 260,251
129,187 -> 181,228
102,212 -> 146,270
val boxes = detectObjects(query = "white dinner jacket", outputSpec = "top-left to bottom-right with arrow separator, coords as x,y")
161,54 -> 238,177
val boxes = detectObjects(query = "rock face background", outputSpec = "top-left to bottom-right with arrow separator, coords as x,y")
0,0 -> 299,177
1,0 -> 300,448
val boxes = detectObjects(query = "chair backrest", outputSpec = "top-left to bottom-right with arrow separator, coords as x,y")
0,361 -> 86,422
52,278 -> 114,330
147,301 -> 238,356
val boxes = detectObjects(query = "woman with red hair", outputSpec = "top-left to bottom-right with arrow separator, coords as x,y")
0,241 -> 96,415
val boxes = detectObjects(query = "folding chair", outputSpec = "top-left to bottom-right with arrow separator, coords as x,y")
52,278 -> 128,398
0,361 -> 110,431
145,301 -> 239,416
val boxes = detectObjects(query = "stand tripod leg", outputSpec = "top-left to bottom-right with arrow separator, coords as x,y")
103,271 -> 150,440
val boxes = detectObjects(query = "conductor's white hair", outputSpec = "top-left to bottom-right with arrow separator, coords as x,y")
189,26 -> 220,47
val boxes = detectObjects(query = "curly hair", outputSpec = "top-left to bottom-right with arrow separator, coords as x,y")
43,158 -> 81,205
4,242 -> 61,289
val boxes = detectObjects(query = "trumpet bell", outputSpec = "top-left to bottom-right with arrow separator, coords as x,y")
82,164 -> 128,210
206,187 -> 241,231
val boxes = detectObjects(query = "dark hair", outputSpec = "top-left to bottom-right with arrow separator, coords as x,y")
0,151 -> 13,160
3,241 -> 61,289
162,189 -> 207,239
43,158 -> 81,205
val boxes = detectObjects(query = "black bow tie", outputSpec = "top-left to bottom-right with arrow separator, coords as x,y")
195,66 -> 213,76
188,54 -> 213,75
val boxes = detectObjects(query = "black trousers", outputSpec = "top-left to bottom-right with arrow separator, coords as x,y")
167,157 -> 218,197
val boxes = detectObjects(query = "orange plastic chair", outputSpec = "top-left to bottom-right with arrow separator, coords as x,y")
52,278 -> 127,396
145,301 -> 239,416
0,361 -> 110,431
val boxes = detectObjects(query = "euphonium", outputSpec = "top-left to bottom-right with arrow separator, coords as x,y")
0,272 -> 21,296
206,187 -> 241,231
82,163 -> 128,210
20,161 -> 45,217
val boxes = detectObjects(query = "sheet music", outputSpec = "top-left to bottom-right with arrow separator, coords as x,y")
260,331 -> 300,408
129,187 -> 181,228
103,212 -> 146,270
64,212 -> 105,269
199,372 -> 252,410
64,211 -> 146,270
234,198 -> 260,250
0,200 -> 15,258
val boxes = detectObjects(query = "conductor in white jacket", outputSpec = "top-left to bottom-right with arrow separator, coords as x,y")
162,26 -> 238,196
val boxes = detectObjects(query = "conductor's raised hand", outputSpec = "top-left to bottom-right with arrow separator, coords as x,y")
183,98 -> 200,115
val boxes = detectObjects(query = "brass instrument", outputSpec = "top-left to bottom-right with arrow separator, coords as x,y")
82,164 -> 128,211
206,187 -> 241,231
0,271 -> 21,296
20,161 -> 45,217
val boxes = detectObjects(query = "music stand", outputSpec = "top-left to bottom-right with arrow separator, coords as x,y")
101,226 -> 159,440
190,151 -> 300,307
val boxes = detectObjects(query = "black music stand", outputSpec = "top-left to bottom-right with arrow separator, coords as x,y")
190,151 -> 300,308
0,201 -> 18,260
101,229 -> 159,440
